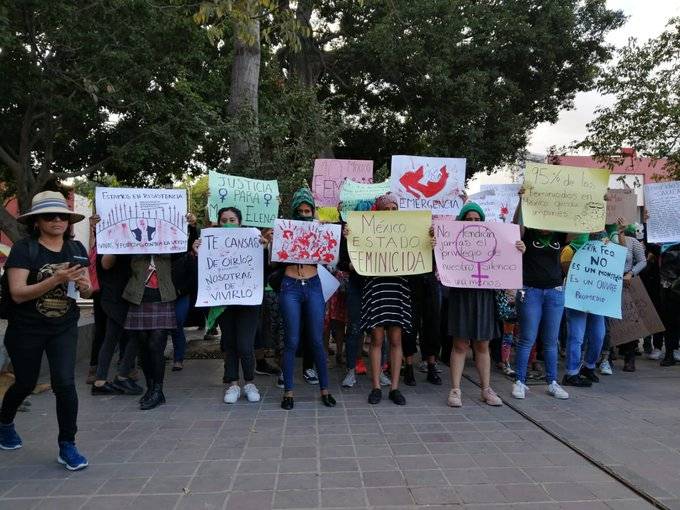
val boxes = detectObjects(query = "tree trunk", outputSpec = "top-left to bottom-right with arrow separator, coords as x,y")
227,2 -> 261,173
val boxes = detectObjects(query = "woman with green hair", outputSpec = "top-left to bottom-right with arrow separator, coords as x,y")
277,187 -> 335,410
446,202 -> 526,408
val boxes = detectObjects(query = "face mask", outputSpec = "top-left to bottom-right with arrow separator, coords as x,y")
296,215 -> 314,222
221,223 -> 239,228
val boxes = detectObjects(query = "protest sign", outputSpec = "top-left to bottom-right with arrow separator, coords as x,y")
95,187 -> 187,254
608,277 -> 665,347
564,240 -> 626,318
338,179 -> 391,221
644,181 -> 680,243
521,162 -> 609,233
610,173 -> 644,206
312,159 -> 373,207
390,155 -> 466,214
271,220 -> 341,265
317,207 -> 340,223
195,228 -> 264,307
317,265 -> 341,302
208,170 -> 279,228
346,211 -> 432,276
605,188 -> 638,224
478,183 -> 521,223
433,217 -> 522,289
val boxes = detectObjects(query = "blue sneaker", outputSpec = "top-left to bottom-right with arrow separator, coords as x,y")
57,442 -> 88,471
0,423 -> 22,450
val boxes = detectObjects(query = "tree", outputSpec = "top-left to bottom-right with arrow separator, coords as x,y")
577,17 -> 680,177
0,1 -> 231,241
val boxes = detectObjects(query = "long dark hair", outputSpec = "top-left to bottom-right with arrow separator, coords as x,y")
217,207 -> 243,225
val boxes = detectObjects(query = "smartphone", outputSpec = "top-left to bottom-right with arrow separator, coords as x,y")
69,255 -> 90,268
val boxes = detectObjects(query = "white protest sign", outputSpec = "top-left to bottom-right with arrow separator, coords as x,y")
478,183 -> 521,222
390,155 -> 466,214
95,187 -> 188,254
195,228 -> 263,307
271,220 -> 342,265
644,181 -> 680,243
317,265 -> 341,302
609,173 -> 644,206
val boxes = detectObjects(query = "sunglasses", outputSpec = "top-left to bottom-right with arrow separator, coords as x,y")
40,213 -> 70,222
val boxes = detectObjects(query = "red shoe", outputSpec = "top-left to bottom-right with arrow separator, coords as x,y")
355,358 -> 367,375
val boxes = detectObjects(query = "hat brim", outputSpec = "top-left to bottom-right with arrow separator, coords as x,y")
17,208 -> 85,225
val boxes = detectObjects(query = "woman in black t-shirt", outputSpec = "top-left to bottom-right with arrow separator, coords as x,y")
0,191 -> 92,471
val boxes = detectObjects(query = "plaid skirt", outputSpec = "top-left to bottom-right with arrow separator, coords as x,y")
124,301 -> 177,331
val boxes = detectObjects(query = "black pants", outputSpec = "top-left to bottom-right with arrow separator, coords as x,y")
404,274 -> 442,359
1,323 -> 79,443
132,329 -> 168,387
96,318 -> 137,381
661,288 -> 680,360
220,306 -> 260,383
90,293 -> 106,367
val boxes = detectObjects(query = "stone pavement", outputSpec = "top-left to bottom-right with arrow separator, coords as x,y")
0,355 -> 662,510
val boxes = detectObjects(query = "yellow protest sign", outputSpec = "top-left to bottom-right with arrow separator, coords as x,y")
522,162 -> 610,233
317,207 -> 340,223
347,211 -> 432,276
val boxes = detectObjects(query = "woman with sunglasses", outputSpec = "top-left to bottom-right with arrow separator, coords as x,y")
0,191 -> 92,471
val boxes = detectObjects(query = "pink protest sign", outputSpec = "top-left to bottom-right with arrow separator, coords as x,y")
271,219 -> 342,265
433,217 -> 523,289
312,159 -> 373,207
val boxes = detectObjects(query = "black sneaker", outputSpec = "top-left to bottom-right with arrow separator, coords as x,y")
388,389 -> 406,406
111,378 -> 144,396
426,364 -> 442,385
403,364 -> 416,386
661,357 -> 676,367
561,374 -> 592,388
281,396 -> 294,410
255,359 -> 280,376
91,382 -> 123,395
368,388 -> 382,405
579,367 -> 599,383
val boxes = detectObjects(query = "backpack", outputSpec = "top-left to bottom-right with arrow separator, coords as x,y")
0,239 -> 79,320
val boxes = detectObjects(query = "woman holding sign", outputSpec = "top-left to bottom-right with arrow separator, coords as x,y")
445,202 -> 525,408
278,188 -> 336,410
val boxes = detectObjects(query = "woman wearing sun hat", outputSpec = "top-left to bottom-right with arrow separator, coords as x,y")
0,191 -> 92,471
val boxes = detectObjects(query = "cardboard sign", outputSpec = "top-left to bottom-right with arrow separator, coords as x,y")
346,211 -> 433,276
644,181 -> 680,243
195,228 -> 264,307
95,187 -> 187,254
312,159 -> 373,207
271,220 -> 341,265
564,240 -> 626,318
208,170 -> 279,228
433,218 -> 522,289
608,277 -> 665,346
606,188 -> 638,224
338,179 -> 391,221
390,155 -> 466,214
522,162 -> 610,233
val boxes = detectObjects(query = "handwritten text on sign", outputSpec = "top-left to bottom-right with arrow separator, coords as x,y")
605,188 -> 638,224
477,183 -> 521,223
271,220 -> 341,265
644,181 -> 680,243
390,155 -> 466,215
522,163 -> 609,233
208,170 -> 279,228
312,159 -> 373,207
95,187 -> 187,255
433,218 -> 522,289
565,241 -> 626,319
338,179 -> 391,221
196,228 -> 264,307
347,211 -> 432,276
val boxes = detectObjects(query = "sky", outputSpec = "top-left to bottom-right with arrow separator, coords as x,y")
527,0 -> 680,156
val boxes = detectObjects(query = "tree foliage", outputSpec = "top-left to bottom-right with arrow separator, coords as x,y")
578,17 -> 680,178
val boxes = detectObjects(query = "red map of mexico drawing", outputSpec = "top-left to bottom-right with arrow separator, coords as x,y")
399,165 -> 450,198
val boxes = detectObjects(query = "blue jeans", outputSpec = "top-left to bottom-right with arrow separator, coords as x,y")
280,276 -> 329,391
565,309 -> 606,375
344,277 -> 362,370
170,295 -> 191,363
514,287 -> 564,384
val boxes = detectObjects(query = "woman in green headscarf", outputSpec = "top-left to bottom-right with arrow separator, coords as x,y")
277,187 -> 335,410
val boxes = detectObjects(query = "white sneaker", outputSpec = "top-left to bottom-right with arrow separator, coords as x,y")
379,371 -> 391,386
223,385 -> 241,404
673,349 -> 680,362
647,348 -> 663,360
243,383 -> 260,403
342,369 -> 357,388
511,381 -> 528,399
547,381 -> 569,400
599,360 -> 613,375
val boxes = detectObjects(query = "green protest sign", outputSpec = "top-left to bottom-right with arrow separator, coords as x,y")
338,179 -> 390,220
208,170 -> 279,227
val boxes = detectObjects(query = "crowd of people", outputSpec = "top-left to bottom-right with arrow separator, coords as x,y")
0,183 -> 678,472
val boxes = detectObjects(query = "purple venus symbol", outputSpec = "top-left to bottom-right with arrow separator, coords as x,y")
454,224 -> 498,285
